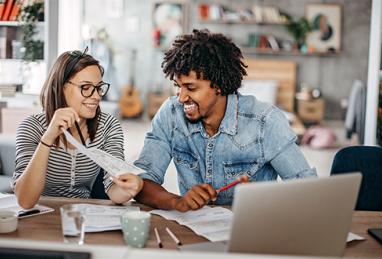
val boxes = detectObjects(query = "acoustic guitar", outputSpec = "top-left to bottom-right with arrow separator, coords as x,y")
119,49 -> 143,118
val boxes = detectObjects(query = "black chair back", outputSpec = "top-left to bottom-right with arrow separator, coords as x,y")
330,146 -> 382,211
90,169 -> 110,199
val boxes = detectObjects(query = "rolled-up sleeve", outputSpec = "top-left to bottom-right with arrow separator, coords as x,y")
134,99 -> 173,185
262,108 -> 317,179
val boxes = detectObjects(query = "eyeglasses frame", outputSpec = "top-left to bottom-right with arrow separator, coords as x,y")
67,80 -> 110,98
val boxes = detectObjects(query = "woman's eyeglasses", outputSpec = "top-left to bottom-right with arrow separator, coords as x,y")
67,81 -> 110,98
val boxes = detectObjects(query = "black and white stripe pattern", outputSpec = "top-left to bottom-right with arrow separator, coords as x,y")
12,112 -> 124,198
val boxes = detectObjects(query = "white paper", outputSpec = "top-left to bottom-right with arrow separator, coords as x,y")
74,203 -> 140,232
347,232 -> 365,242
186,219 -> 231,235
62,129 -> 144,176
150,206 -> 232,242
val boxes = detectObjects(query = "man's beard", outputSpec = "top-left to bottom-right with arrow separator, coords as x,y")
183,113 -> 203,124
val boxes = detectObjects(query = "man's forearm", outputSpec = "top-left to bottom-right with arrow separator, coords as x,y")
135,179 -> 181,210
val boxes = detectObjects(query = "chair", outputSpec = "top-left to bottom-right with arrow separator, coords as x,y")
90,169 -> 109,199
330,146 -> 382,211
0,135 -> 16,193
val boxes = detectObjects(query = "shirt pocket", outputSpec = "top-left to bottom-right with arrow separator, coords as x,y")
172,147 -> 200,191
222,160 -> 259,199
172,147 -> 199,170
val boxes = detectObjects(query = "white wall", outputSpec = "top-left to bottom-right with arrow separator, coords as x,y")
365,0 -> 382,145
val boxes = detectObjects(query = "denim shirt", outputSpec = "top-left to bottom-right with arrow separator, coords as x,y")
135,94 -> 317,205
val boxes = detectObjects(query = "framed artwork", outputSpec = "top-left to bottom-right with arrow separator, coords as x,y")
306,4 -> 342,53
152,1 -> 187,49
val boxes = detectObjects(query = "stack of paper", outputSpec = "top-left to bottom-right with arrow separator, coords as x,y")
78,204 -> 139,232
150,206 -> 233,242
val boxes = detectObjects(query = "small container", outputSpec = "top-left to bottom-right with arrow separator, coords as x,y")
0,210 -> 18,233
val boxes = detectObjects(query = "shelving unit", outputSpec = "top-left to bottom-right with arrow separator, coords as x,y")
0,3 -> 47,93
195,12 -> 339,58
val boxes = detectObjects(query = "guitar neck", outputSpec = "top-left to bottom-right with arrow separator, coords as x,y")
128,49 -> 137,89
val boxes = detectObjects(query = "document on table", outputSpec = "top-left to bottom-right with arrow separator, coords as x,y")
73,203 -> 139,232
62,129 -> 144,176
150,206 -> 233,242
0,193 -> 54,218
347,232 -> 365,242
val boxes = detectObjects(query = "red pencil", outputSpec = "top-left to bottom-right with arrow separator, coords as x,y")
216,175 -> 248,194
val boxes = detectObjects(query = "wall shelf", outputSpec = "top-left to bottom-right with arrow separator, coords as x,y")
0,21 -> 44,27
197,19 -> 286,25
241,47 -> 340,57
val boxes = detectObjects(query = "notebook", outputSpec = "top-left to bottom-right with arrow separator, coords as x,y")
0,193 -> 54,218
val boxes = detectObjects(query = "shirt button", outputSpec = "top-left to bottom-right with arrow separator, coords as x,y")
208,169 -> 212,173
208,144 -> 213,147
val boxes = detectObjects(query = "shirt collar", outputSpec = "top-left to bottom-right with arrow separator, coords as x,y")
219,94 -> 238,136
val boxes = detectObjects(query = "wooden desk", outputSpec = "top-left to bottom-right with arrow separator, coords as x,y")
1,196 -> 382,257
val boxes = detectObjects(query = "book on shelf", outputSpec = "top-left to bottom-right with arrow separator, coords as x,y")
267,35 -> 280,51
1,0 -> 15,21
8,0 -> 22,21
0,84 -> 17,97
0,0 -> 6,20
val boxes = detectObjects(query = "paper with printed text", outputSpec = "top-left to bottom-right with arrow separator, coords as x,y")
62,129 -> 144,176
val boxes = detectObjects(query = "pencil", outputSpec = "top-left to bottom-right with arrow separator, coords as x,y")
154,227 -> 163,248
166,227 -> 182,246
216,175 -> 248,194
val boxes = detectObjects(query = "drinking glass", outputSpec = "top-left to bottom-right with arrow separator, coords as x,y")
60,204 -> 86,245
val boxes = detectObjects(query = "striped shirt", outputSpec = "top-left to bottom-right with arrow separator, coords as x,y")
12,112 -> 124,198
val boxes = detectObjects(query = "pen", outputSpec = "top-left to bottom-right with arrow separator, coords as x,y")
154,227 -> 163,248
166,227 -> 182,246
216,175 -> 248,194
18,209 -> 40,218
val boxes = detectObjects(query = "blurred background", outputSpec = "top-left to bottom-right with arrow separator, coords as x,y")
0,0 -> 380,194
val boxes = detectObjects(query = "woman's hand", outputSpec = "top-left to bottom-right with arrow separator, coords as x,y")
111,173 -> 144,201
42,108 -> 80,145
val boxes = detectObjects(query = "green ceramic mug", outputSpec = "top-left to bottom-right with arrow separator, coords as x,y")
120,211 -> 151,248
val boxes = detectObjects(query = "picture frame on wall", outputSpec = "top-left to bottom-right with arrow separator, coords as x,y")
305,4 -> 342,53
152,1 -> 187,50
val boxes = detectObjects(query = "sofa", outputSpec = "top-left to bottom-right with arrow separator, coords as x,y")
0,134 -> 16,193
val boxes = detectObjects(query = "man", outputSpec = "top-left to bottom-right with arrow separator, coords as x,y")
135,29 -> 316,212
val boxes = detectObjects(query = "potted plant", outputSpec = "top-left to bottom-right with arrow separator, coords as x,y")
282,12 -> 311,51
19,0 -> 44,61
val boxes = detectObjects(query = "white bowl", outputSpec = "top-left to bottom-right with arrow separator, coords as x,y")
0,210 -> 18,233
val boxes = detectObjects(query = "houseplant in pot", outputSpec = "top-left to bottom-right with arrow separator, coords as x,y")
282,12 -> 311,53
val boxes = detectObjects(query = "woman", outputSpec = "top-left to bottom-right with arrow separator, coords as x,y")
13,49 -> 143,209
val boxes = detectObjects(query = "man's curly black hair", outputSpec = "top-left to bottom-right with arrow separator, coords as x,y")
162,29 -> 247,96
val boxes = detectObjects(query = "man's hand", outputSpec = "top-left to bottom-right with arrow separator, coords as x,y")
173,183 -> 217,212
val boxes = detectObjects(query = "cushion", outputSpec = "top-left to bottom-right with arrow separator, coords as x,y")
239,80 -> 278,105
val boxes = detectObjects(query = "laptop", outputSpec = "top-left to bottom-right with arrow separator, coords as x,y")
180,173 -> 362,256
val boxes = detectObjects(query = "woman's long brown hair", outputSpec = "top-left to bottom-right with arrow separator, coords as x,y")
40,50 -> 104,148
